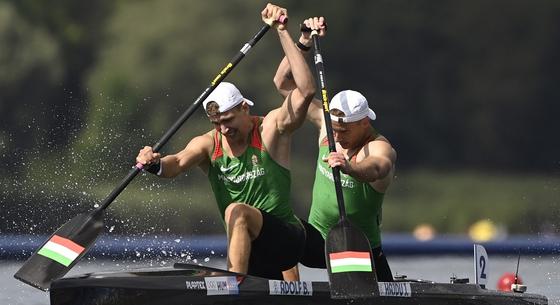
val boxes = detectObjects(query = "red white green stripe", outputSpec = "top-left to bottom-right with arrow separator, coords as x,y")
37,235 -> 85,267
329,251 -> 373,273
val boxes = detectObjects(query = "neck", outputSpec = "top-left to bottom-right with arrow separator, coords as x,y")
359,127 -> 377,145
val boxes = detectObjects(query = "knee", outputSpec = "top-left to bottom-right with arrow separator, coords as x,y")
224,203 -> 261,239
225,203 -> 250,227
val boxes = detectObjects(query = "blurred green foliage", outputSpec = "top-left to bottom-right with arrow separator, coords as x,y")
385,169 -> 560,234
1,0 -> 559,235
2,169 -> 558,235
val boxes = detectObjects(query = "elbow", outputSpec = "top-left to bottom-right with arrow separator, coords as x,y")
273,76 -> 294,98
301,82 -> 316,102
273,75 -> 283,91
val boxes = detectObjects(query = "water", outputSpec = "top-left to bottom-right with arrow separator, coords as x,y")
1,255 -> 558,305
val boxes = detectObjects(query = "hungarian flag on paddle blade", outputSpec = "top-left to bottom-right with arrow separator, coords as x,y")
329,251 -> 373,273
14,212 -> 104,291
37,235 -> 85,267
325,219 -> 379,298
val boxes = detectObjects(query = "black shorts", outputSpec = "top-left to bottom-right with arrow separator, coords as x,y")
300,220 -> 394,282
247,210 -> 305,280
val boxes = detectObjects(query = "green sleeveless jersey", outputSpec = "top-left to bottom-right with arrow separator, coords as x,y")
207,116 -> 299,226
308,137 -> 385,247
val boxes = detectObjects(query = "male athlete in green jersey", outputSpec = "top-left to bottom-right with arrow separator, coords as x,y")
136,4 -> 315,280
274,17 -> 397,281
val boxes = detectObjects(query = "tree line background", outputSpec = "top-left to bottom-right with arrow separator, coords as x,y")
1,0 -> 559,237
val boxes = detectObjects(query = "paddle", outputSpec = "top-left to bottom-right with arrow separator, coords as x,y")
14,16 -> 286,291
306,26 -> 379,298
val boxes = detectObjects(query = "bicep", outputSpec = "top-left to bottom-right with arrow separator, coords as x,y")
275,90 -> 311,133
362,142 -> 396,176
273,57 -> 296,98
175,135 -> 212,170
307,98 -> 324,129
370,155 -> 393,176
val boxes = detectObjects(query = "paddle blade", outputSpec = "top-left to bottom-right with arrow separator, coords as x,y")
14,211 -> 104,291
325,219 -> 379,299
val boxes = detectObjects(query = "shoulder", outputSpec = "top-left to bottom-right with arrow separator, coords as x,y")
308,99 -> 324,129
261,108 -> 285,134
186,130 -> 215,153
201,130 -> 216,143
360,136 -> 396,163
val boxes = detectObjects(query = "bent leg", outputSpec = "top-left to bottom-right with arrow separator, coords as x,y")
247,212 -> 305,279
282,265 -> 300,281
224,203 -> 263,274
300,220 -> 327,268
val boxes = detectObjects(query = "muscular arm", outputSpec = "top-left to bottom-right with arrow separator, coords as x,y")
273,56 -> 296,98
149,134 -> 212,178
271,28 -> 316,134
273,54 -> 323,130
272,19 -> 325,131
349,141 -> 396,182
328,140 -> 396,183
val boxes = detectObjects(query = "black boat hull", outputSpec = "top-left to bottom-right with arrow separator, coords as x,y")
50,263 -> 548,305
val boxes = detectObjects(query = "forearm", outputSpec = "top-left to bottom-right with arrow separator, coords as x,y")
157,155 -> 184,178
273,37 -> 311,98
273,56 -> 295,98
276,29 -> 315,100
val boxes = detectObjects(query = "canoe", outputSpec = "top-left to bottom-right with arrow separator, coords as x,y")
49,263 -> 548,305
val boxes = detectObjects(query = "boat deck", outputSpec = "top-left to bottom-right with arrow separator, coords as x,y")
49,263 -> 548,305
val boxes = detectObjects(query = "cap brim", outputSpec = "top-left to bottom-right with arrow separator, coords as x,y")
368,109 -> 376,120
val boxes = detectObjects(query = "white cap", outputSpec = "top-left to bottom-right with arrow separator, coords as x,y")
329,90 -> 376,123
202,82 -> 254,114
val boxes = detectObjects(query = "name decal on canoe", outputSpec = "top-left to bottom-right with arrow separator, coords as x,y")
329,251 -> 373,273
268,280 -> 313,296
185,280 -> 206,290
204,276 -> 239,295
378,282 -> 411,297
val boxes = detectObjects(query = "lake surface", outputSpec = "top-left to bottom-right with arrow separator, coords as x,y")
1,255 -> 558,305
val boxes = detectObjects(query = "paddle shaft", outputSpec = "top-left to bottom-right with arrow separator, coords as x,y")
306,28 -> 379,299
97,22 -> 279,212
310,33 -> 347,220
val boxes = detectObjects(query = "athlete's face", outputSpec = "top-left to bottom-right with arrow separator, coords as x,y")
331,119 -> 367,149
208,105 -> 249,139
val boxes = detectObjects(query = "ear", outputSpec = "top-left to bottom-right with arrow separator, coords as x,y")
241,101 -> 250,113
359,118 -> 370,127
